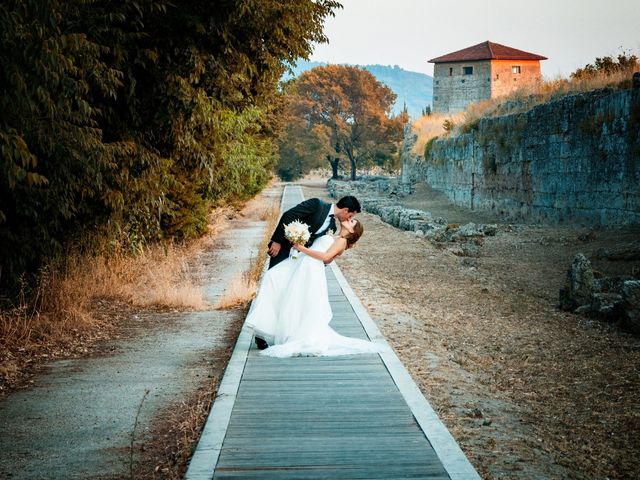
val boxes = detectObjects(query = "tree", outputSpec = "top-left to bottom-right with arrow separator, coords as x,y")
276,121 -> 330,180
0,0 -> 342,295
281,65 -> 405,181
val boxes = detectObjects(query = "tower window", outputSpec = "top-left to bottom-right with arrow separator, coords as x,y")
512,66 -> 521,74
449,67 -> 453,76
463,66 -> 473,75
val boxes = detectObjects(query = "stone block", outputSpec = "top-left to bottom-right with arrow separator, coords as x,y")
590,292 -> 624,321
622,280 -> 640,333
559,253 -> 596,311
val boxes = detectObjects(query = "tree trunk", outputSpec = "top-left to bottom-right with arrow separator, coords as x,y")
326,155 -> 340,179
345,146 -> 357,181
330,158 -> 340,179
349,156 -> 356,181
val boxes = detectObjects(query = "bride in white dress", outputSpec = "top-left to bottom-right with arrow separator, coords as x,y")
246,218 -> 386,358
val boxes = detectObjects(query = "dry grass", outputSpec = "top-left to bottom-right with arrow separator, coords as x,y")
215,272 -> 259,310
216,195 -> 280,310
460,67 -> 637,131
0,206 -> 234,390
0,243 -> 207,348
96,244 -> 208,309
411,112 -> 465,155
413,63 -> 638,150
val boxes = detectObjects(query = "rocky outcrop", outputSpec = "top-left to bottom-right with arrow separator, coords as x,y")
622,281 -> 640,333
559,254 -> 597,311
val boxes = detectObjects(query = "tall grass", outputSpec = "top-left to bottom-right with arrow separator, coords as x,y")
216,197 -> 280,310
461,66 -> 638,132
0,208 -> 234,377
411,112 -> 465,155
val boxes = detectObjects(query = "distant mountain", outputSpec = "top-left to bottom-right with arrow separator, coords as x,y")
285,60 -> 433,119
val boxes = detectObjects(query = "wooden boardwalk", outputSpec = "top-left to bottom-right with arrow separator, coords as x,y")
186,186 -> 480,480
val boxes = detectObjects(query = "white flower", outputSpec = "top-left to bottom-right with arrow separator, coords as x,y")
284,220 -> 311,260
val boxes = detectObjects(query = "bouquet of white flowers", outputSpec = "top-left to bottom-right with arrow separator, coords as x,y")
284,220 -> 311,260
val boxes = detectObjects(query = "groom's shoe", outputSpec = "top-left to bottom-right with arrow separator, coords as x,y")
255,337 -> 269,350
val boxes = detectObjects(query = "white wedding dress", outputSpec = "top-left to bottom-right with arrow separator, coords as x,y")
246,235 -> 387,358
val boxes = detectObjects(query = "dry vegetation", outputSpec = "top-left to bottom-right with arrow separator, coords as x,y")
413,59 -> 639,154
0,207 -> 235,392
461,67 -> 637,128
411,112 -> 465,155
215,198 -> 280,310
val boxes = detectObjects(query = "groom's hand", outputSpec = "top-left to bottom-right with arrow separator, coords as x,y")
268,241 -> 281,257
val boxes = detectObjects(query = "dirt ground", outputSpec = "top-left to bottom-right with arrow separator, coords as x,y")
302,179 -> 640,480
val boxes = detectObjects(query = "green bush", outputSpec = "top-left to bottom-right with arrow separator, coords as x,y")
0,0 -> 339,296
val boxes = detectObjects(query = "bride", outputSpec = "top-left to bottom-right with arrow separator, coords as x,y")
246,218 -> 386,358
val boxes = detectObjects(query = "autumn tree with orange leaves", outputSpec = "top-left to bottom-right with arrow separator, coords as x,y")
278,65 -> 406,180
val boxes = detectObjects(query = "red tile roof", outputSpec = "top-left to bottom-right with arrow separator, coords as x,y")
429,41 -> 547,63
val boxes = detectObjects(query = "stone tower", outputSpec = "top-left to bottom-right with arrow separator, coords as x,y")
429,41 -> 547,113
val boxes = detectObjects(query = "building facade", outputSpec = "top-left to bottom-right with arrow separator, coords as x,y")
430,41 -> 547,113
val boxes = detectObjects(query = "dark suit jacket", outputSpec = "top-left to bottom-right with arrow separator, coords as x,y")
269,198 -> 334,269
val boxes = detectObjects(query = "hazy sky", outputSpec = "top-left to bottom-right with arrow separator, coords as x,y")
310,0 -> 640,78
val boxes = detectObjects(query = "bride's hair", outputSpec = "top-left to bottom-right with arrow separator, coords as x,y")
344,220 -> 364,249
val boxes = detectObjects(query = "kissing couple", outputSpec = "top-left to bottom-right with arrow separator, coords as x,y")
245,195 -> 387,358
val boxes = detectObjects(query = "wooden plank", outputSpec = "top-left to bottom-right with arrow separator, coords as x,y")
213,265 -> 452,480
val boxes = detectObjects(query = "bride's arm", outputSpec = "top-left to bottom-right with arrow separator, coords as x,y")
293,238 -> 346,262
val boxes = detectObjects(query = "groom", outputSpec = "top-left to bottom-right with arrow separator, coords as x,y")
254,195 -> 361,349
267,195 -> 361,269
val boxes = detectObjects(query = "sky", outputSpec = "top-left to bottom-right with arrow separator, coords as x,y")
310,0 -> 640,78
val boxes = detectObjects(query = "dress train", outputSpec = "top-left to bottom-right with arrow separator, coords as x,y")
245,235 -> 387,358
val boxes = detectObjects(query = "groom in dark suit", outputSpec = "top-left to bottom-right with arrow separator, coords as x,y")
254,195 -> 361,349
267,195 -> 361,269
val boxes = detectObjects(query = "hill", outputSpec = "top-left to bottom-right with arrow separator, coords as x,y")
287,60 -> 433,119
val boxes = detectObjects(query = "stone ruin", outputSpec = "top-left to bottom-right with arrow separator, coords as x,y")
559,253 -> 640,333
329,177 -> 640,334
327,177 -> 499,263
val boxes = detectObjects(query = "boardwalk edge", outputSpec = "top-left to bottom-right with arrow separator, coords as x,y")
184,324 -> 253,480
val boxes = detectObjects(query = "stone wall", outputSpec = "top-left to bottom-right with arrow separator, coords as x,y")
399,123 -> 421,187
410,87 -> 640,225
